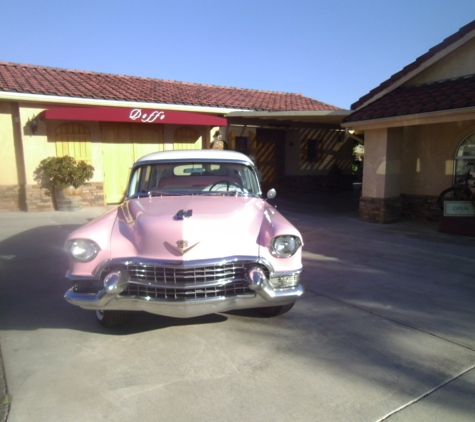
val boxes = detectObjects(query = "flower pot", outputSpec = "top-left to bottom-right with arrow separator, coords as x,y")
54,186 -> 83,211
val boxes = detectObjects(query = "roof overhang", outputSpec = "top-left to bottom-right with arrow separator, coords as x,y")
0,90 -> 246,114
341,107 -> 475,130
226,110 -> 351,129
40,106 -> 227,126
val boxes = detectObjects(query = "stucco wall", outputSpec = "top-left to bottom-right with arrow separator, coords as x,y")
0,102 -> 19,185
407,36 -> 475,86
19,105 -> 53,185
400,120 -> 475,196
362,129 -> 401,198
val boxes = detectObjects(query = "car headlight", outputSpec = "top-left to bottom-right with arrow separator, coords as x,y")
65,239 -> 100,262
269,235 -> 302,258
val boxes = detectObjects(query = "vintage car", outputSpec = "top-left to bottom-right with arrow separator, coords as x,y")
64,149 -> 304,327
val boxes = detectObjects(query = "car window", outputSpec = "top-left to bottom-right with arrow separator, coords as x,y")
127,166 -> 142,197
128,161 -> 260,197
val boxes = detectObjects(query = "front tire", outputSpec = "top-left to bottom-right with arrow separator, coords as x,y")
257,302 -> 295,317
95,310 -> 131,328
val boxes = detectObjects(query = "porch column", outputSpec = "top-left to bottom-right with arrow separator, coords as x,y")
360,127 -> 403,223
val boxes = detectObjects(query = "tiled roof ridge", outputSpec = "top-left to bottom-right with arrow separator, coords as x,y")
351,19 -> 475,110
0,60 -> 306,97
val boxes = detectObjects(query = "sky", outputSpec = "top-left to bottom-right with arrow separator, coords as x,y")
1,0 -> 475,109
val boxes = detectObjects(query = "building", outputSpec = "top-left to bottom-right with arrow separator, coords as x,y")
0,62 -> 351,211
342,20 -> 475,224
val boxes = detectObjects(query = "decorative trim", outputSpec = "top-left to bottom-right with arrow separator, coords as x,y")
80,183 -> 105,208
0,185 -> 24,212
24,185 -> 54,212
0,182 -> 106,212
400,194 -> 440,221
359,196 -> 402,224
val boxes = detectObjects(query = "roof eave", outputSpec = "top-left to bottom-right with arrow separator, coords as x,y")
227,110 -> 349,117
227,109 -> 351,127
0,90 -> 248,115
341,106 -> 475,130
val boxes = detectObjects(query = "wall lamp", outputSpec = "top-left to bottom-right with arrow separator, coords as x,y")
30,118 -> 38,134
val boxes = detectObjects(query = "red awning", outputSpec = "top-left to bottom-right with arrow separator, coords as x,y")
40,106 -> 227,126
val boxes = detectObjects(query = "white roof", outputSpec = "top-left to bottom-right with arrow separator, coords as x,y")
135,149 -> 254,165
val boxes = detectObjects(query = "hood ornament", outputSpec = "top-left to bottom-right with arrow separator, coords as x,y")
165,240 -> 200,255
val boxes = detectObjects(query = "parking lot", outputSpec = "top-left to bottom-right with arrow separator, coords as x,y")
1,189 -> 475,421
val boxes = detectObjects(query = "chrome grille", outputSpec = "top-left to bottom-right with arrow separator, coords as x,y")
101,259 -> 268,301
120,280 -> 253,300
126,261 -> 247,285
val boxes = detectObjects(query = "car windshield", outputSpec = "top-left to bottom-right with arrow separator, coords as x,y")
127,161 -> 261,198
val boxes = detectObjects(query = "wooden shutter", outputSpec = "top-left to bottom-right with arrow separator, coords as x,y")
55,123 -> 92,164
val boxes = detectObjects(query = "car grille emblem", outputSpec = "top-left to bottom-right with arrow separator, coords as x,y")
165,240 -> 200,255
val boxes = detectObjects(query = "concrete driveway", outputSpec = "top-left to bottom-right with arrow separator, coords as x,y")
1,189 -> 475,421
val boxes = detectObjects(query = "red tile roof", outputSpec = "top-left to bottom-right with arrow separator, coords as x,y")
351,19 -> 475,111
0,61 -> 340,112
344,74 -> 475,122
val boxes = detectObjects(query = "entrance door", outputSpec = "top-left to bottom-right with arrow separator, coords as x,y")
102,123 -> 164,203
256,129 -> 286,192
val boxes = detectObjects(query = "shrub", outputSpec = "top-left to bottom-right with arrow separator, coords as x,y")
34,156 -> 94,191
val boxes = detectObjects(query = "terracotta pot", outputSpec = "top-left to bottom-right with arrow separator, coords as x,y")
54,186 -> 83,211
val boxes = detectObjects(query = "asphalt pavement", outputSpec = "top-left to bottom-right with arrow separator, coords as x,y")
1,187 -> 475,421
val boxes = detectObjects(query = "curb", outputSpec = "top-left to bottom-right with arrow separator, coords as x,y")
0,344 -> 9,422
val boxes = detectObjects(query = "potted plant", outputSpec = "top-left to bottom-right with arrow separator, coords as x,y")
34,156 -> 94,211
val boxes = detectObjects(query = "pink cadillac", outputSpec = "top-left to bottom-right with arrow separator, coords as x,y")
64,150 -> 304,327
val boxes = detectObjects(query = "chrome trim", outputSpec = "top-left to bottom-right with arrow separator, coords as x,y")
65,271 -> 97,282
121,279 -> 253,300
88,256 -> 276,280
103,271 -> 128,294
65,256 -> 303,318
126,277 -> 244,290
67,258 -> 301,285
64,283 -> 304,318
271,268 -> 303,278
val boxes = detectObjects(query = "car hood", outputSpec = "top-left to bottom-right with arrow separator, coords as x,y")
111,195 -> 267,260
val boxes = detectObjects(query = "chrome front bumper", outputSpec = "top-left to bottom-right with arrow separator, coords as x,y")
65,285 -> 304,318
65,257 -> 304,318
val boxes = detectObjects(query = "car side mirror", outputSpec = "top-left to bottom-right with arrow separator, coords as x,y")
267,188 -> 277,200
